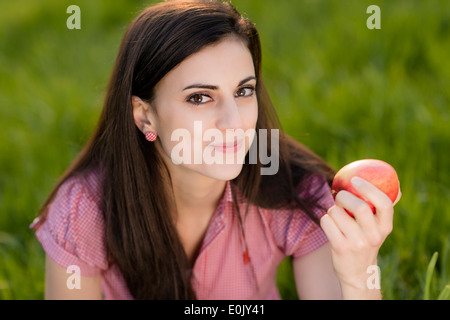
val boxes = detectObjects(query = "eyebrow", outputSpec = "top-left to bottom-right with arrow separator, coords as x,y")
182,76 -> 256,91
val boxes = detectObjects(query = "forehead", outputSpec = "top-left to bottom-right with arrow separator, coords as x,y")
157,36 -> 255,90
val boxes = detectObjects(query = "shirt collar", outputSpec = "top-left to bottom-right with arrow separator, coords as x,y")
224,180 -> 233,203
223,180 -> 246,205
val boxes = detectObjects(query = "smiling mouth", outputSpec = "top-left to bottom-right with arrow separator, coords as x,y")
210,140 -> 243,153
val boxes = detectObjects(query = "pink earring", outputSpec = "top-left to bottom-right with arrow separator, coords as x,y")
145,131 -> 157,142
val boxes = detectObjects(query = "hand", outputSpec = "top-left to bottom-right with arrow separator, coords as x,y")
320,176 -> 401,297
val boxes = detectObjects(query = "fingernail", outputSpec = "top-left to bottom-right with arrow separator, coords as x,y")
351,176 -> 363,187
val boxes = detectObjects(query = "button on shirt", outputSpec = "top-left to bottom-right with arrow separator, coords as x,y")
32,170 -> 333,299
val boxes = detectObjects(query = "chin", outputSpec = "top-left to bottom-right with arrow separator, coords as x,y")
201,162 -> 244,181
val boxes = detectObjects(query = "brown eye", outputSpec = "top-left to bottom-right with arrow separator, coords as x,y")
191,94 -> 203,104
187,93 -> 213,105
235,86 -> 254,97
236,88 -> 246,96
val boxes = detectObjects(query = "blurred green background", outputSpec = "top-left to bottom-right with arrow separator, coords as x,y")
0,0 -> 449,299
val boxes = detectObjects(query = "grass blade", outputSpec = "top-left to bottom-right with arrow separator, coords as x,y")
437,285 -> 450,300
424,252 -> 439,300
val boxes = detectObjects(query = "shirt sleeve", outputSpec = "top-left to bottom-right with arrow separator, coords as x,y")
32,175 -> 108,277
270,173 -> 334,259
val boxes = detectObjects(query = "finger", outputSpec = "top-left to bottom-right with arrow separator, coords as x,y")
335,191 -> 380,245
334,190 -> 381,245
323,205 -> 367,250
320,213 -> 346,250
350,176 -> 394,237
393,184 -> 402,206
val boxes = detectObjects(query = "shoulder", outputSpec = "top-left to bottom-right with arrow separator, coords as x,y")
45,170 -> 103,237
33,169 -> 107,275
295,172 -> 334,210
261,172 -> 333,258
262,172 -> 334,219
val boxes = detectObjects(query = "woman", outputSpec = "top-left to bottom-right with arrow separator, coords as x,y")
31,0 -> 400,300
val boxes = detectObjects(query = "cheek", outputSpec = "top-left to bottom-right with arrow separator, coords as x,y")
153,114 -> 186,159
157,118 -> 205,165
243,99 -> 259,129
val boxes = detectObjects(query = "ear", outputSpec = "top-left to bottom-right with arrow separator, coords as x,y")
132,95 -> 157,134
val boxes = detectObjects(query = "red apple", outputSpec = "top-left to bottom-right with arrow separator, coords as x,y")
331,159 -> 399,217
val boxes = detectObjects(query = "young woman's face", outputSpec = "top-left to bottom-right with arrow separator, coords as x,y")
141,36 -> 258,181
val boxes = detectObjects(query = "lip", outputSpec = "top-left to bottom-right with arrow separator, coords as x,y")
211,140 -> 243,153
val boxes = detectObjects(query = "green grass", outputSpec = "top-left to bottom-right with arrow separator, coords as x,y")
0,0 -> 449,300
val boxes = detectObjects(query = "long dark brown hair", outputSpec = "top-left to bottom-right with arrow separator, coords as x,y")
33,0 -> 335,299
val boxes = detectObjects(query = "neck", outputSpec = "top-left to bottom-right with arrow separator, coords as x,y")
172,172 -> 227,214
158,146 -> 227,218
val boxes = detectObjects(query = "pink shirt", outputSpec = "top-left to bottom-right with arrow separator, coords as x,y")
32,170 -> 333,299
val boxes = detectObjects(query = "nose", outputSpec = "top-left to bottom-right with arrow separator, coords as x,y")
215,97 -> 243,131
